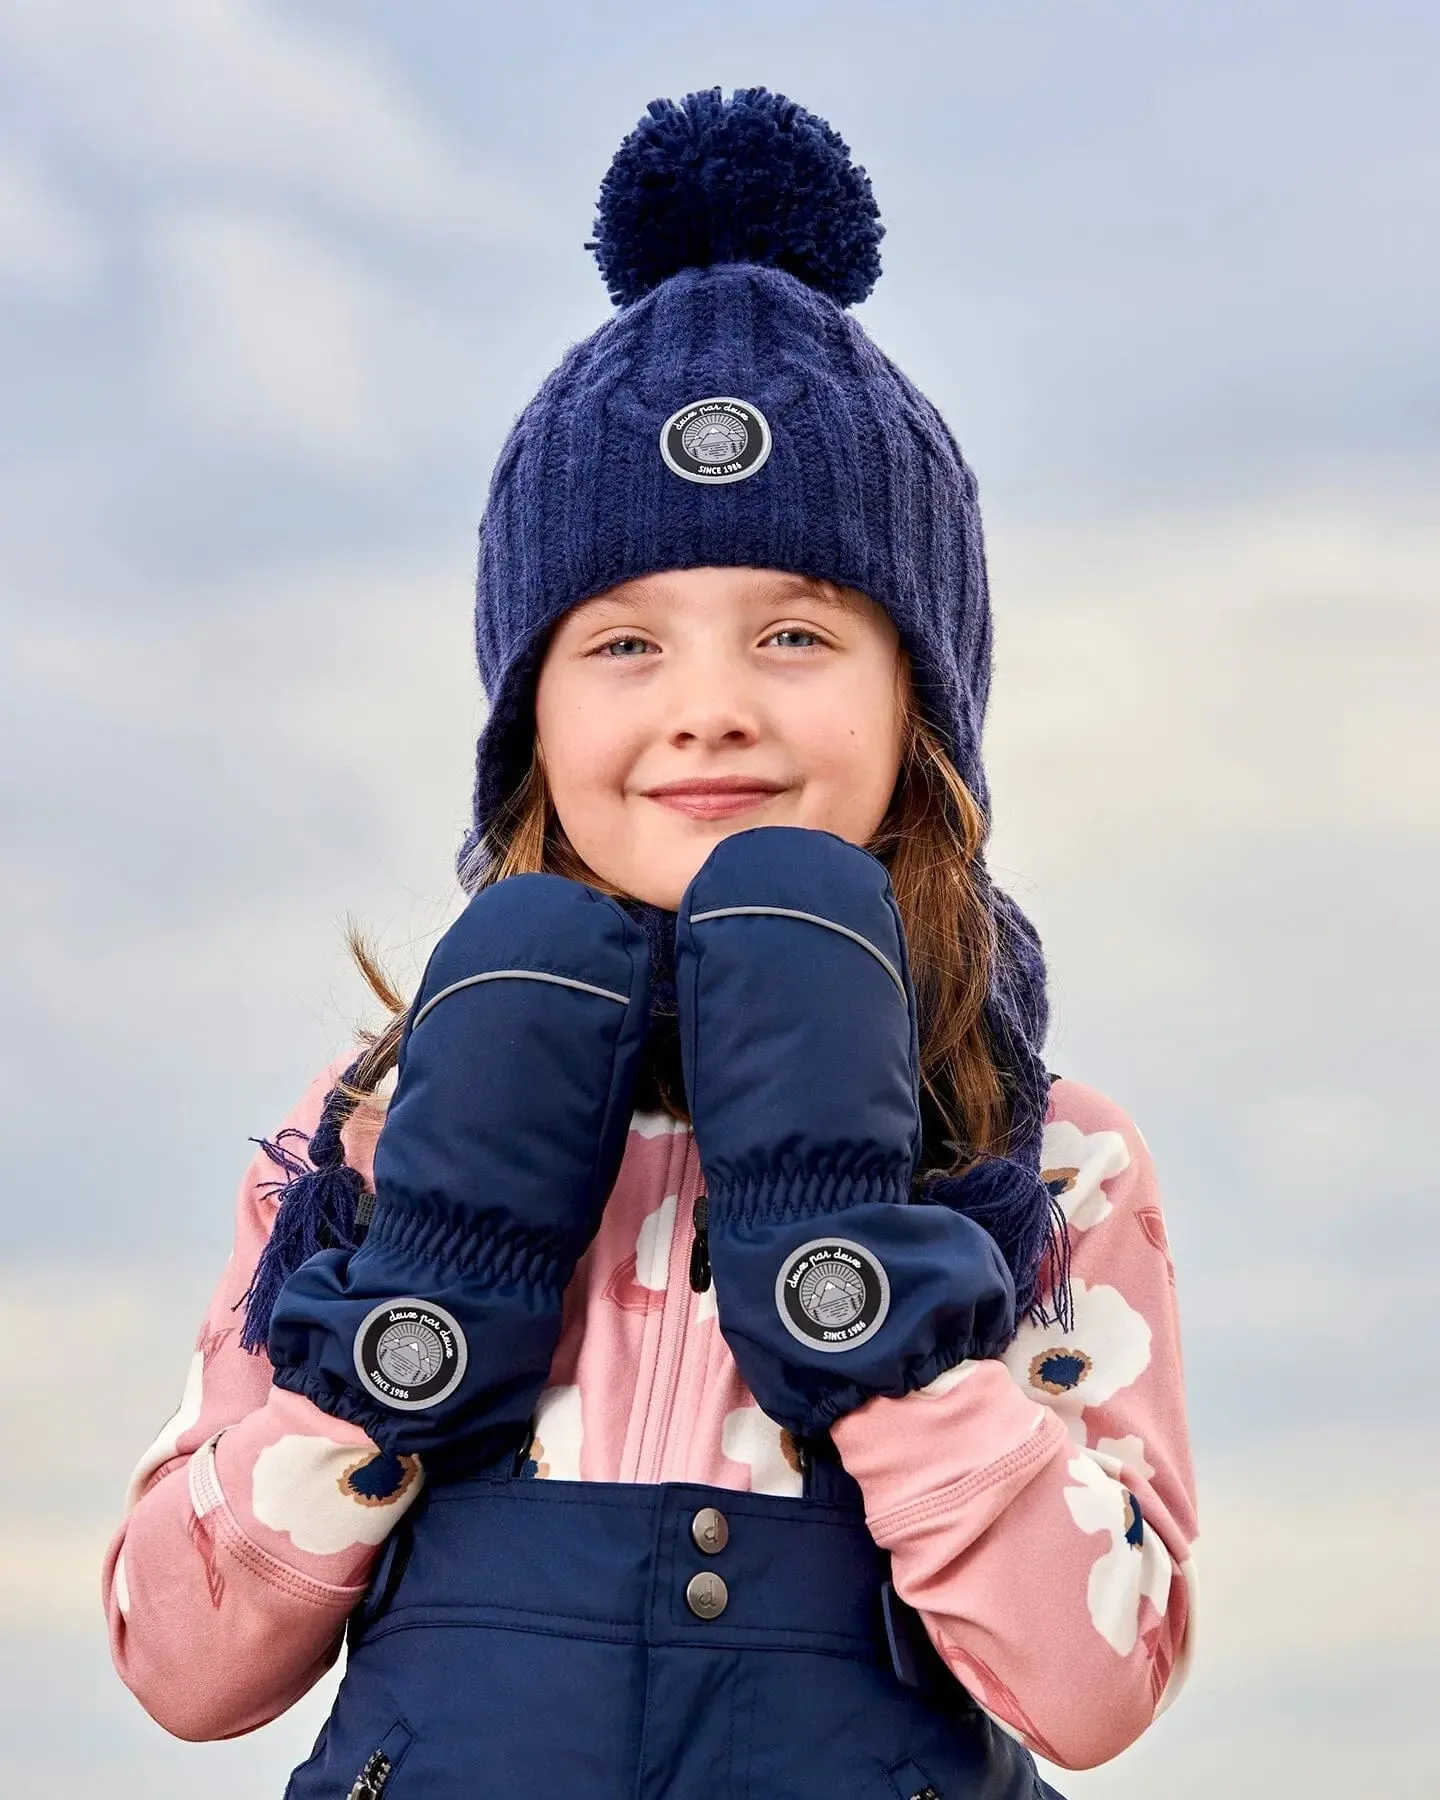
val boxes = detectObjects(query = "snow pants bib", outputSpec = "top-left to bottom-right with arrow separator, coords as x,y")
285,1450 -> 1061,1800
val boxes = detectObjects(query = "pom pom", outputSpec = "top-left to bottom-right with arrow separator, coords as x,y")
591,86 -> 883,308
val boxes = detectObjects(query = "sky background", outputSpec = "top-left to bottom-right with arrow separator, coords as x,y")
1,1 -> 1436,1793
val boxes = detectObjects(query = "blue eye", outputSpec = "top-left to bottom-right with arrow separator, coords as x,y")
768,629 -> 821,649
598,636 -> 653,658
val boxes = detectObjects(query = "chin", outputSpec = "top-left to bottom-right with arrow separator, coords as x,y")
576,813 -> 806,912
617,849 -> 699,912
622,877 -> 687,911
587,838 -> 729,912
565,844 -> 685,912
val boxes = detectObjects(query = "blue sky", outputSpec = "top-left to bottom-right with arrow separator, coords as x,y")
1,3 -> 1436,1794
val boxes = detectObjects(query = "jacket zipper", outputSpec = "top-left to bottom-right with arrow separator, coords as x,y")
624,1131 -> 816,1490
633,1132 -> 705,1483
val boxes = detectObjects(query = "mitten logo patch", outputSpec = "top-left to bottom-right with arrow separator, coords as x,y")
660,396 -> 772,485
776,1238 -> 891,1353
354,1300 -> 467,1411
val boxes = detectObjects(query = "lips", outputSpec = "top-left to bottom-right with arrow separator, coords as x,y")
642,776 -> 789,821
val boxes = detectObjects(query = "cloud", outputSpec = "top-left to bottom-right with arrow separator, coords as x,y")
144,204 -> 497,472
0,144 -> 100,295
1194,1431 -> 1440,1666
0,0 -> 529,241
3,553 -> 480,925
150,209 -> 395,465
982,496 -> 1439,1088
0,4 -> 554,547
1241,1085 -> 1389,1198
0,552 -> 480,1253
985,497 -> 1440,862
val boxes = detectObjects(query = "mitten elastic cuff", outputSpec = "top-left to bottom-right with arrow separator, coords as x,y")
707,1201 -> 1017,1438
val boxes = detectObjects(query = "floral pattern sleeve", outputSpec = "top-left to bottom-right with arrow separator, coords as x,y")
102,1063 -> 425,1741
831,1079 -> 1198,1771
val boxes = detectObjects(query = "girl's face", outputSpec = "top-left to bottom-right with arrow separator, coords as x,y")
534,566 -> 906,909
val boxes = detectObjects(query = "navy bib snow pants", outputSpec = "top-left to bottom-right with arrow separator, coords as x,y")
285,1451 -> 1061,1800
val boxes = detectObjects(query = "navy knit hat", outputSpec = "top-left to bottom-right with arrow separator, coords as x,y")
239,88 -> 1068,1355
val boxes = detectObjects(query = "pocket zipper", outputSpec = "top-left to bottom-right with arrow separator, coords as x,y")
347,1749 -> 394,1800
887,1759 -> 943,1800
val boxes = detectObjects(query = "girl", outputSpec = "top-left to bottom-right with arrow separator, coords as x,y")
105,89 -> 1196,1799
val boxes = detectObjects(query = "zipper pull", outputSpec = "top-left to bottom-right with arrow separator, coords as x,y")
348,1750 -> 394,1800
688,1192 -> 712,1293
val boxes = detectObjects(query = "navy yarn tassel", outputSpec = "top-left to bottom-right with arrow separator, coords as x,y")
924,1160 -> 1073,1331
238,1060 -> 370,1353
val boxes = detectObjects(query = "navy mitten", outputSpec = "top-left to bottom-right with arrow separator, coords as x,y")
268,876 -> 650,1470
676,827 -> 1015,1438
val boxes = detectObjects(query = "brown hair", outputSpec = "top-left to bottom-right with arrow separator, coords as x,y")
340,676 -> 1009,1174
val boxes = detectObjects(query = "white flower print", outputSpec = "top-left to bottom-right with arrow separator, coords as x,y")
919,1360 -> 982,1398
632,1110 -> 685,1138
1004,1277 -> 1151,1437
1040,1119 -> 1131,1233
251,1436 -> 422,1555
1062,1451 -> 1171,1655
529,1384 -> 583,1480
1155,1554 -> 1200,1713
1093,1434 -> 1156,1483
635,1193 -> 678,1290
721,1405 -> 803,1498
124,1349 -> 205,1509
603,1190 -> 677,1314
112,1553 -> 131,1618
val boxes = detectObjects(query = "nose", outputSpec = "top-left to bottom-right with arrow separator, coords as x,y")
665,658 -> 762,751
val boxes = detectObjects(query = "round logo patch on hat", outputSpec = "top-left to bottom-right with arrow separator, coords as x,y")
775,1238 -> 891,1353
353,1299 -> 467,1411
660,396 -> 772,485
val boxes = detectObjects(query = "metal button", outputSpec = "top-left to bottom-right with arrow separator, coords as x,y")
690,1507 -> 729,1554
685,1570 -> 729,1620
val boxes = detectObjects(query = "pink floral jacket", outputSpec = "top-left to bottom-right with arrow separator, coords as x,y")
104,1066 -> 1197,1771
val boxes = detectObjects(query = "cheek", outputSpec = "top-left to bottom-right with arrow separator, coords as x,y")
792,675 -> 903,824
533,668 -> 638,829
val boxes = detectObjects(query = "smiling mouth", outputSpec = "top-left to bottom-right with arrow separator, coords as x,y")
642,779 -> 789,821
